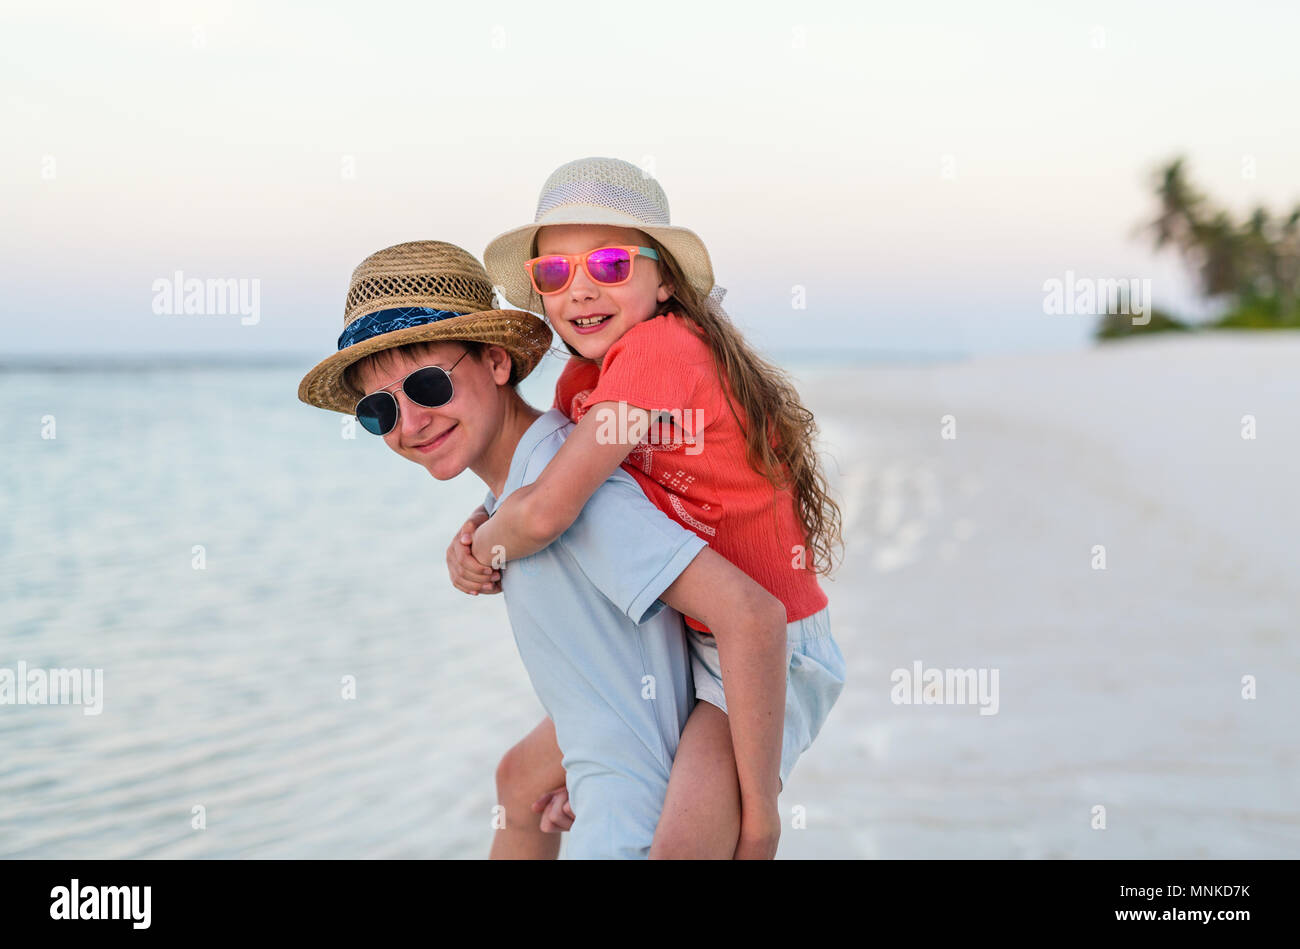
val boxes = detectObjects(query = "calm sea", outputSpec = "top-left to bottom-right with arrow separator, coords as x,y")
0,348 -> 901,858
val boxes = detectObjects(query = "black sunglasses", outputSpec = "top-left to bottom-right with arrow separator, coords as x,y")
354,349 -> 470,436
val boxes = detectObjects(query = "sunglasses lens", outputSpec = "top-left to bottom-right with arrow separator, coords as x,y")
586,247 -> 633,284
356,393 -> 396,436
531,256 -> 572,294
403,366 -> 454,408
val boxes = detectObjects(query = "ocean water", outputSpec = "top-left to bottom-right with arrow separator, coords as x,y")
0,354 -> 591,858
0,347 -> 904,859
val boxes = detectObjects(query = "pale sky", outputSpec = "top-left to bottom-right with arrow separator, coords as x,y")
3,0 -> 1299,359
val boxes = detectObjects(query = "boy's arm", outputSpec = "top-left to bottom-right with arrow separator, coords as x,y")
471,401 -> 652,565
658,547 -> 787,858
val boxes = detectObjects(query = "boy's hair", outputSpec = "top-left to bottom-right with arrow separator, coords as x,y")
341,339 -> 502,402
525,233 -> 844,578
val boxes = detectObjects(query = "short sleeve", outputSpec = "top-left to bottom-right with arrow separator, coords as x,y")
557,467 -> 708,624
585,314 -> 714,419
554,356 -> 602,419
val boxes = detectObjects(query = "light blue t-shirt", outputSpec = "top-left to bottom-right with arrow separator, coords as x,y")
483,409 -> 707,859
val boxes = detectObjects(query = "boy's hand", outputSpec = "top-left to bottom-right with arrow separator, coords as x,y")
531,785 -> 575,833
733,800 -> 781,860
445,508 -> 500,595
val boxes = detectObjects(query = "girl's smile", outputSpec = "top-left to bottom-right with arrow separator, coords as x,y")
570,313 -> 615,333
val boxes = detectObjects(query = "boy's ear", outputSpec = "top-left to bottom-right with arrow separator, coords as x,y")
486,344 -> 514,385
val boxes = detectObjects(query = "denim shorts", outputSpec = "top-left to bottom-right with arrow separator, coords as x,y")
686,605 -> 845,788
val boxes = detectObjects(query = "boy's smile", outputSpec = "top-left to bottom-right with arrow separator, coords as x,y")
351,341 -> 538,495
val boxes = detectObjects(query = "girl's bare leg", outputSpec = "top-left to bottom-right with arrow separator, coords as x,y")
649,700 -> 744,859
489,717 -> 567,859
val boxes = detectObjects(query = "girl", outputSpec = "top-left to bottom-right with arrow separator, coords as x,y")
455,157 -> 846,858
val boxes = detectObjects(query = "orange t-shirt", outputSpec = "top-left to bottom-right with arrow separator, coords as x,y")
552,312 -> 827,633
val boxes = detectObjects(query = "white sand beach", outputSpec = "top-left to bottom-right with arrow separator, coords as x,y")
2,332 -> 1296,859
779,330 -> 1300,858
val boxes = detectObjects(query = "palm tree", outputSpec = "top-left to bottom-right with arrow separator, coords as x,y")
1190,211 -> 1244,300
1124,157 -> 1300,335
1147,158 -> 1205,255
1237,206 -> 1275,301
1278,207 -> 1300,320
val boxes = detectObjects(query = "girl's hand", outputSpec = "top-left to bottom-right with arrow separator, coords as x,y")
531,785 -> 575,833
445,508 -> 501,595
733,802 -> 781,860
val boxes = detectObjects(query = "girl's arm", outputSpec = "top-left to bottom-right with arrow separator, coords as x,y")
471,401 -> 653,566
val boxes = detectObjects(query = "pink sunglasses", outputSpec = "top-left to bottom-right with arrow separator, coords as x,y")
524,245 -> 660,295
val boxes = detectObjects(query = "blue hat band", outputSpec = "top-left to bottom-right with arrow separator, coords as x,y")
338,306 -> 468,351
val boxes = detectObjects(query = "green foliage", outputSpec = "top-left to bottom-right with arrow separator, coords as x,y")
1215,295 -> 1300,329
1097,157 -> 1300,341
1096,307 -> 1190,340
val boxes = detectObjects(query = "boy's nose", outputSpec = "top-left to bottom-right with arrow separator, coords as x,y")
392,391 -> 439,444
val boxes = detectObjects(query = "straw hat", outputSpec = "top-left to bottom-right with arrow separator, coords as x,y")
483,157 -> 715,311
298,241 -> 552,415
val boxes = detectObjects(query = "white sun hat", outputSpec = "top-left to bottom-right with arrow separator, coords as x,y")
483,156 -> 716,312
